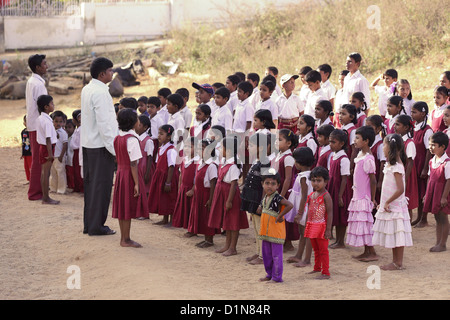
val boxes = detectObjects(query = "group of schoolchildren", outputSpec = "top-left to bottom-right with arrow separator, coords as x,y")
22,51 -> 450,282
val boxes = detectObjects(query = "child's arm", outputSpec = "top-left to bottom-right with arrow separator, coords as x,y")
205,178 -> 217,209
144,155 -> 153,184
377,161 -> 385,193
405,158 -> 413,185
323,192 -> 334,239
277,198 -> 294,223
45,137 -> 54,162
130,160 -> 139,197
371,74 -> 383,88
225,180 -> 238,211
338,175 -> 348,207
59,142 -> 68,163
384,172 -> 404,212
350,145 -> 358,173
420,150 -> 432,180
164,166 -> 174,193
294,177 -> 309,223
369,172 -> 377,207
441,179 -> 450,208
280,166 -> 292,197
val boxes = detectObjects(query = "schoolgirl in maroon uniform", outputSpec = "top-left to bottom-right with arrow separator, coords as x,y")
349,92 -> 368,128
136,115 -> 154,196
315,124 -> 334,169
190,104 -> 212,140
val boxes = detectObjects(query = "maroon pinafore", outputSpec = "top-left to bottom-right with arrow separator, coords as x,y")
431,109 -> 446,132
423,158 -> 450,215
404,139 -> 419,210
413,124 -> 432,199
316,147 -> 332,169
328,153 -> 351,226
138,135 -> 152,195
356,114 -> 366,129
172,160 -> 197,229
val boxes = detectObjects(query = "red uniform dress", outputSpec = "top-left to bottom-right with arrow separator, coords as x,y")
328,151 -> 351,226
413,124 -> 433,199
316,146 -> 332,169
112,134 -> 148,220
356,113 -> 366,128
72,148 -> 83,193
423,157 -> 450,215
172,159 -> 197,229
148,143 -> 179,216
208,163 -> 249,231
342,124 -> 356,159
404,138 -> 419,210
431,107 -> 447,132
188,161 -> 221,236
138,134 -> 153,195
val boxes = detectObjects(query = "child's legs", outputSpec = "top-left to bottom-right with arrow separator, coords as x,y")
50,161 -> 58,192
317,238 -> 330,276
304,238 -> 313,262
41,161 -> 52,200
270,242 -> 284,282
54,159 -> 67,193
310,238 -> 321,272
24,155 -> 32,181
393,246 -> 404,267
252,214 -> 262,257
435,212 -> 449,247
262,240 -> 273,278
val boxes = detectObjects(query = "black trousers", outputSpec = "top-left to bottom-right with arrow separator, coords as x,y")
83,147 -> 115,235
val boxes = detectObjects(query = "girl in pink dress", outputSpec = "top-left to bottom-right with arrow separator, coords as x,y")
394,115 -> 419,219
208,136 -> 249,256
148,125 -> 179,225
423,132 -> 450,252
112,109 -> 148,248
346,126 -> 378,261
372,134 -> 413,270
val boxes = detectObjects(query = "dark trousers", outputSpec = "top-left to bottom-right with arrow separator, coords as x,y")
83,147 -> 115,235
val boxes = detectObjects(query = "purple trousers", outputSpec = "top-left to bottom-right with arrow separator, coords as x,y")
262,240 -> 283,282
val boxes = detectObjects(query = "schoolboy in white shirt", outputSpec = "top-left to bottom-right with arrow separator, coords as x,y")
212,86 -> 233,133
50,110 -> 68,195
304,70 -> 328,117
225,74 -> 240,115
317,64 -> 336,106
343,52 -> 371,111
276,74 -> 303,131
371,69 -> 398,121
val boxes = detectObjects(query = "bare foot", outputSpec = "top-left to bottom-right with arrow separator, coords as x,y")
380,262 -> 403,270
246,254 -> 259,262
293,261 -> 311,268
215,247 -> 228,254
352,253 -> 368,260
286,256 -> 301,263
42,198 -> 60,205
283,244 -> 295,253
184,232 -> 197,238
249,257 -> 264,265
198,241 -> 214,248
329,242 -> 345,249
222,249 -> 237,256
315,274 -> 330,280
307,270 -> 321,274
259,276 -> 271,282
120,240 -> 142,248
359,255 -> 379,262
429,245 -> 446,252
414,221 -> 429,228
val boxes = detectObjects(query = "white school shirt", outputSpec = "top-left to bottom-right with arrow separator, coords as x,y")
70,127 -> 81,150
341,123 -> 356,145
54,127 -> 68,160
403,98 -> 415,116
36,113 -> 57,145
275,84 -> 283,97
222,157 -> 241,183
374,85 -> 392,117
402,134 -> 416,160
66,136 -> 74,166
211,105 -> 233,132
371,135 -> 386,162
321,80 -> 336,101
276,93 -> 303,119
298,84 -> 311,110
158,105 -> 170,124
357,111 -> 366,126
256,98 -> 279,120
197,158 -> 218,188
233,98 -> 254,133
168,111 -> 186,143
179,106 -> 193,129
138,132 -> 155,157
249,87 -> 260,110
304,88 -> 327,117
274,149 -> 295,169
80,78 -> 118,156
156,142 -> 177,167
207,99 -> 219,116
316,117 -> 332,128
334,88 -> 346,112
119,130 -> 142,162
429,153 -> 450,178
343,70 -> 371,110
432,104 -> 448,122
330,150 -> 350,176
414,121 -> 433,149
228,90 -> 239,114
299,132 -> 318,155
150,112 -> 165,139
26,73 -> 48,132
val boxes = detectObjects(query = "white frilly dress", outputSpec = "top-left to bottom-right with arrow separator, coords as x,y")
285,171 -> 312,226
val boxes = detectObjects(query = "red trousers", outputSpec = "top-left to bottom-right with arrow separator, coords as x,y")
310,238 -> 330,276
27,131 -> 42,200
23,155 -> 32,181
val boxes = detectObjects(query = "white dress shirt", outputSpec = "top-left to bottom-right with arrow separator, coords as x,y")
54,127 -> 68,160
228,90 -> 239,114
304,88 -> 327,117
221,157 -> 241,183
211,105 -> 233,132
26,73 -> 48,132
179,106 -> 193,129
198,158 -> 218,188
80,78 -> 118,156
138,132 -> 155,157
276,93 -> 303,119
150,112 -> 165,139
233,98 -> 254,133
374,85 -> 392,117
343,70 -> 371,110
256,98 -> 279,120
402,134 -> 416,160
321,80 -> 336,101
156,142 -> 177,167
36,112 -> 57,145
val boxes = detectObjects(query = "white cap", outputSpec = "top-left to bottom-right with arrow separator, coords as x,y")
280,74 -> 299,86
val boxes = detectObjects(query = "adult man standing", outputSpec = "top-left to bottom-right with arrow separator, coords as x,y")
26,54 -> 48,201
81,57 -> 118,236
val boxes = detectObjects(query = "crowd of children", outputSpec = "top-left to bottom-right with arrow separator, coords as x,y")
22,52 -> 450,281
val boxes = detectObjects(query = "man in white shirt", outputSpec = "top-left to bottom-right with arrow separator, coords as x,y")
81,57 -> 118,236
343,52 -> 371,111
26,54 -> 48,201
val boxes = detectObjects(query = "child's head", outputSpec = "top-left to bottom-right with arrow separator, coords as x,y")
317,64 -> 332,83
147,96 -> 161,117
429,131 -> 449,156
309,166 -> 329,191
192,83 -> 214,104
292,147 -> 315,171
119,97 -> 138,110
316,124 -> 334,147
280,74 -> 299,93
166,93 -> 184,114
28,54 -> 48,75
201,138 -> 215,160
65,119 -> 75,137
346,52 -> 362,73
136,114 -> 151,136
439,71 -> 450,89
315,100 -> 334,121
259,80 -> 275,101
234,72 -> 246,83
209,125 -> 226,142
184,136 -> 198,159
246,73 -> 260,89
237,81 -> 254,101
254,109 -> 276,130
383,69 -> 398,87
72,109 -> 81,127
329,129 -> 348,153
355,126 -> 376,150
394,114 -> 414,138
37,95 -> 54,114
299,66 -> 313,84
396,79 -> 413,100
212,82 -> 225,91
157,87 -> 172,106
195,104 -> 211,123
338,70 -> 350,88
434,86 -> 450,107
265,66 -> 279,78
225,74 -> 240,93
214,87 -> 230,107
366,115 -> 386,136
261,168 -> 281,196
137,96 -> 148,114
410,101 -> 429,127
158,124 -> 174,144
443,106 -> 450,128
305,70 -> 322,92
383,134 -> 407,166
278,129 -> 298,152
297,114 -> 315,137
350,92 -> 368,114
175,88 -> 190,107
339,104 -> 357,126
386,96 -> 406,117
51,110 -> 67,130
222,136 -> 242,168
117,108 -> 138,132
249,132 -> 272,160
